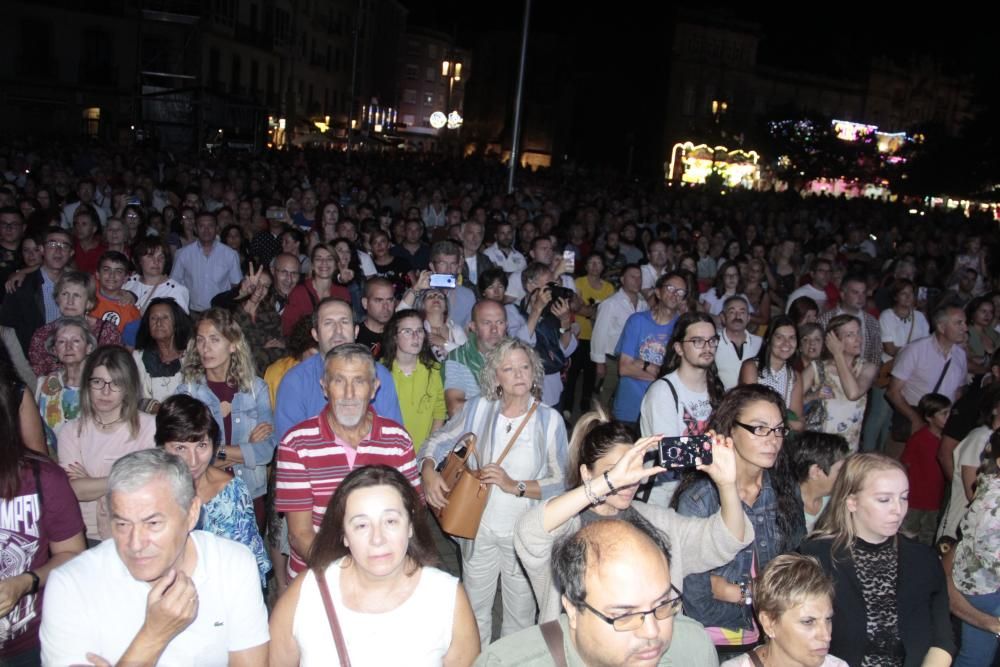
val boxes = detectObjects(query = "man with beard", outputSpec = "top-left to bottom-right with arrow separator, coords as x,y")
640,312 -> 724,505
714,296 -> 761,390
483,220 -> 527,274
274,343 -> 420,578
274,298 -> 402,440
355,278 -> 397,359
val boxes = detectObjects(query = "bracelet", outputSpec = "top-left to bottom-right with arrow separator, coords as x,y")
583,478 -> 604,506
603,471 -> 616,494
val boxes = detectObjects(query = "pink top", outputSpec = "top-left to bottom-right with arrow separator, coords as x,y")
57,412 -> 157,540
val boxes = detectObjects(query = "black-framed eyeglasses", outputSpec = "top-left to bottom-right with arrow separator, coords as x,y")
579,585 -> 684,632
88,377 -> 125,393
683,336 -> 720,349
734,421 -> 790,438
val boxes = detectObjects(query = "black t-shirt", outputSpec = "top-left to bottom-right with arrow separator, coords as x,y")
373,256 -> 412,297
356,321 -> 384,360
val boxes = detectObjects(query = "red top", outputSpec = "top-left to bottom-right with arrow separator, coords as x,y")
900,426 -> 946,510
73,240 -> 107,275
280,278 -> 351,337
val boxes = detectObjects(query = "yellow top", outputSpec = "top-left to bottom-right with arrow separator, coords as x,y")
574,277 -> 615,341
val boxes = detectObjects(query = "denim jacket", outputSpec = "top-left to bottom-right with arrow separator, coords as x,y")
675,472 -> 783,631
176,377 -> 277,499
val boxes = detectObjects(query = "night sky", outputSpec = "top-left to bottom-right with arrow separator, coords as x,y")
401,1 -> 993,172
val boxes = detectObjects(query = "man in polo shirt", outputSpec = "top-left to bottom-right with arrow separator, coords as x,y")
274,297 -> 402,441
170,210 -> 243,313
886,301 -> 968,458
275,344 -> 421,577
714,295 -> 761,390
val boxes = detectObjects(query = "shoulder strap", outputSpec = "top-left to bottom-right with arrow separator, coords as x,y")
659,376 -> 679,411
905,315 -> 916,344
314,568 -> 352,667
495,401 -> 538,466
747,647 -> 766,667
540,620 -> 568,667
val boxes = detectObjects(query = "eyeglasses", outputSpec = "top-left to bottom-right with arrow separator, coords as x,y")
580,586 -> 684,632
398,327 -> 425,338
684,336 -> 720,349
662,285 -> 688,297
45,241 -> 72,251
734,421 -> 790,438
89,377 -> 125,393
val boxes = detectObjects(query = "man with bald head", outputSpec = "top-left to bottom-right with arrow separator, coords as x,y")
478,519 -> 717,666
444,299 -> 508,416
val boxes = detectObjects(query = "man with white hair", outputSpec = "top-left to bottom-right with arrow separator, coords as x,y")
40,449 -> 269,665
275,343 -> 421,578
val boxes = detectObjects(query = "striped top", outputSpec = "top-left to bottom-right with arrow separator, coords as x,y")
275,406 -> 422,576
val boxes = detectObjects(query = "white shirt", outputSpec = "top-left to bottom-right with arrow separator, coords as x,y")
590,289 -> 649,363
715,329 -> 762,390
483,243 -> 527,274
640,263 -> 667,290
41,531 -> 269,666
358,250 -> 377,277
61,200 -> 109,228
938,426 -> 993,540
464,254 -> 479,284
879,308 -> 929,362
786,283 -> 828,312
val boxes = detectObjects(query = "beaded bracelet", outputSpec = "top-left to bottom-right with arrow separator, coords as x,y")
583,478 -> 604,506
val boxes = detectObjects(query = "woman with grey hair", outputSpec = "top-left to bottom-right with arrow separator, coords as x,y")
420,338 -> 569,646
58,345 -> 156,543
35,317 -> 97,436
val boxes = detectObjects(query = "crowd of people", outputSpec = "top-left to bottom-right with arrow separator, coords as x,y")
1,139 -> 999,666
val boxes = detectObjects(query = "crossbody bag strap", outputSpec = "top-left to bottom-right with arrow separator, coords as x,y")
494,401 -> 538,466
314,568 -> 353,667
932,358 -> 952,395
905,315 -> 916,344
540,620 -> 568,667
747,647 -> 766,667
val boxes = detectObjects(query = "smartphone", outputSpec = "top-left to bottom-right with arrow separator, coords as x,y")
657,434 -> 713,469
917,286 -> 928,302
562,249 -> 576,275
126,197 -> 142,206
265,208 -> 286,220
429,274 -> 456,289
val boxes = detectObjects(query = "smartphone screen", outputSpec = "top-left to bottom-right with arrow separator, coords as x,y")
562,249 -> 575,275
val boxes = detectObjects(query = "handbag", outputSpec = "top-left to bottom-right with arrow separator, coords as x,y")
434,402 -> 538,539
314,567 -> 352,667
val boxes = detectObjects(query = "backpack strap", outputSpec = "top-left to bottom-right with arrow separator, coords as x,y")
659,376 -> 679,412
540,620 -> 568,667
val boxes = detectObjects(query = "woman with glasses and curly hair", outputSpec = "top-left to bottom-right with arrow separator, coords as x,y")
57,345 -> 155,543
671,384 -> 806,659
175,308 -> 276,530
420,338 -> 568,647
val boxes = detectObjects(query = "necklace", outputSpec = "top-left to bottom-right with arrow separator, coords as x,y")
94,413 -> 125,428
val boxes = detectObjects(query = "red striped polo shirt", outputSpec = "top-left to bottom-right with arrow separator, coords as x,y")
275,405 -> 422,576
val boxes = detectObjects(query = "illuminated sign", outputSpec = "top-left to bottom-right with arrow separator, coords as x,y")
667,142 -> 760,189
429,111 -> 447,129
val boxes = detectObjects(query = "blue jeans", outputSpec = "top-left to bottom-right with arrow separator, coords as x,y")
955,590 -> 1000,667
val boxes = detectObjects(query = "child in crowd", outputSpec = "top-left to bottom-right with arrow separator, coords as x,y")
90,251 -> 140,333
900,392 -> 952,545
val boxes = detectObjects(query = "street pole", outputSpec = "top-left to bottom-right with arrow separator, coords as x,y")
347,0 -> 363,162
507,0 -> 531,194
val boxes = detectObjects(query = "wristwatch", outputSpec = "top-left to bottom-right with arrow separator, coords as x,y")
516,481 -> 527,497
25,570 -> 40,595
216,444 -> 227,462
737,578 -> 753,605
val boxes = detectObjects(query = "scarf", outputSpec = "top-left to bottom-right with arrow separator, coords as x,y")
448,332 -> 485,380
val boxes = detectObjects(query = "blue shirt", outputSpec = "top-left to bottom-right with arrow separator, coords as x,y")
274,353 -> 403,441
612,310 -> 677,422
41,270 -> 61,323
169,240 -> 242,312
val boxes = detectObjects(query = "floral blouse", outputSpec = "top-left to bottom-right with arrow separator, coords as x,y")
953,475 -> 1000,596
35,371 -> 80,436
199,476 -> 271,586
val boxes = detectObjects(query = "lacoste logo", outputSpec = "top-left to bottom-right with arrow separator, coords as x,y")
214,621 -> 224,627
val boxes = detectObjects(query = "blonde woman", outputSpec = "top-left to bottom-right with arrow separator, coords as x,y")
175,308 -> 276,528
420,338 -> 568,647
